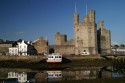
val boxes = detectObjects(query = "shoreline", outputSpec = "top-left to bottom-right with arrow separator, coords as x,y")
1,55 -> 125,69
0,59 -> 112,69
0,55 -> 102,61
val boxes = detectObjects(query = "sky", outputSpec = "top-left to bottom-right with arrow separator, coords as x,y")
0,0 -> 125,45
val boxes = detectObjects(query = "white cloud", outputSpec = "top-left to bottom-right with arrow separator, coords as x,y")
16,31 -> 26,35
111,41 -> 120,45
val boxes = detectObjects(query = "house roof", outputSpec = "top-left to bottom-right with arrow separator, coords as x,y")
17,39 -> 23,42
0,39 -> 4,43
16,39 -> 32,45
0,39 -> 32,46
0,40 -> 14,44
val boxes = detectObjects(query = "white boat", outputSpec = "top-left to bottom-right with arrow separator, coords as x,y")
46,53 -> 62,63
81,52 -> 90,55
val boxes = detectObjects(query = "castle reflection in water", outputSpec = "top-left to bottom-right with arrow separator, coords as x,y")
0,66 -> 125,83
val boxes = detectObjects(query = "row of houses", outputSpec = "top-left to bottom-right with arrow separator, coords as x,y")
111,46 -> 125,55
9,39 -> 37,56
0,39 -> 37,56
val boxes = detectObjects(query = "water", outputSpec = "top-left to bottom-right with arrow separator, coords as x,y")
0,66 -> 125,83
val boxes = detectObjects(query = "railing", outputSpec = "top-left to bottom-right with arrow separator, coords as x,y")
101,53 -> 125,56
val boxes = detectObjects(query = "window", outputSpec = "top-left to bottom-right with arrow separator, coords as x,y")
12,72 -> 14,77
12,49 -> 14,52
24,45 -> 26,48
83,50 -> 86,52
19,77 -> 21,80
8,73 -> 11,77
77,36 -> 79,39
77,29 -> 79,32
24,77 -> 26,81
59,74 -> 61,76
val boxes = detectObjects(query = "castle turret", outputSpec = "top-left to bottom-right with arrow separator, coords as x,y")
88,10 -> 95,22
74,13 -> 79,25
74,2 -> 79,25
99,21 -> 104,28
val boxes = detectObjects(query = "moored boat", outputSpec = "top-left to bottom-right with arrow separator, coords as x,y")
46,53 -> 62,63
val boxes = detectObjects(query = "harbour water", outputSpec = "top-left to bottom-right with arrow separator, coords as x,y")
0,65 -> 125,83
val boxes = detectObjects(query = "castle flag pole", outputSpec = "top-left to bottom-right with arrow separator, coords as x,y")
75,1 -> 77,13
86,2 -> 88,15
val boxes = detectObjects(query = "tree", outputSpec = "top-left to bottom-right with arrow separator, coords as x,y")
120,44 -> 125,47
114,45 -> 119,48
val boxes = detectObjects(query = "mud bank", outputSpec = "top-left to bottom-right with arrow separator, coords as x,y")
0,59 -> 112,69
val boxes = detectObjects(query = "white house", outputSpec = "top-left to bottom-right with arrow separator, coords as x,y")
9,47 -> 18,55
111,47 -> 125,54
18,40 -> 28,56
9,40 -> 28,56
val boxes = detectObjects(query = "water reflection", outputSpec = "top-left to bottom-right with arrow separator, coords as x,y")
8,72 -> 27,82
47,70 -> 62,82
62,70 -> 96,80
7,72 -> 36,83
0,66 -> 125,83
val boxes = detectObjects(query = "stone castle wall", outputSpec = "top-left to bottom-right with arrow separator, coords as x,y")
98,21 -> 111,54
48,45 -> 75,55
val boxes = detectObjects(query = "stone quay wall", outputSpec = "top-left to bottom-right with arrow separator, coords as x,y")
0,56 -> 45,62
0,55 -> 102,62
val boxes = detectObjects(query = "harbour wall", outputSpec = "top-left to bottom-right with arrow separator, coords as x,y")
0,55 -> 102,62
0,55 -> 125,62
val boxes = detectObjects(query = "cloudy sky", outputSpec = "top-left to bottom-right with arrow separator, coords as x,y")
0,0 -> 125,45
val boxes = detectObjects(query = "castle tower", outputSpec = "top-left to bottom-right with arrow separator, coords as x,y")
97,21 -> 111,54
88,10 -> 98,55
74,10 -> 98,55
55,32 -> 67,45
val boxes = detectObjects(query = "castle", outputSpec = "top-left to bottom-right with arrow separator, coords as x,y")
33,9 -> 111,55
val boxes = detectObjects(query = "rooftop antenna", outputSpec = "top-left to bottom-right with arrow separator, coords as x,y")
75,1 -> 77,13
86,3 -> 88,15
